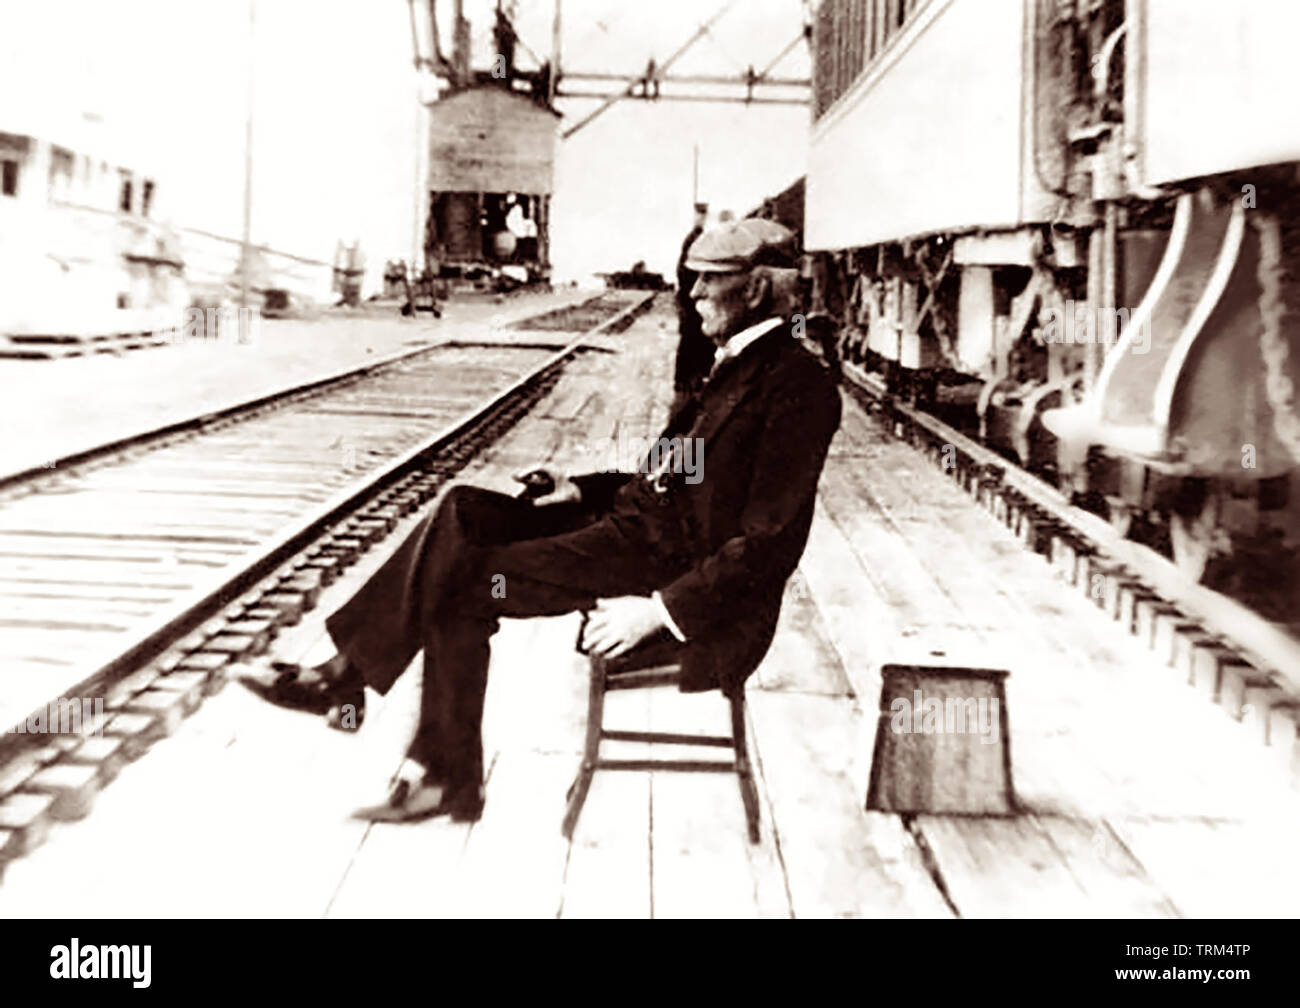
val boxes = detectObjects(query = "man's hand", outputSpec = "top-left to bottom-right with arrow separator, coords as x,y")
581,596 -> 666,658
512,466 -> 581,506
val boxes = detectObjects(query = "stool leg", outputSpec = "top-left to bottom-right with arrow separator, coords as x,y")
730,693 -> 761,844
562,656 -> 606,839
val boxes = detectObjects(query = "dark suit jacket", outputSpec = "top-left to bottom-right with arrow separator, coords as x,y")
573,321 -> 842,694
673,226 -> 713,397
675,225 -> 703,315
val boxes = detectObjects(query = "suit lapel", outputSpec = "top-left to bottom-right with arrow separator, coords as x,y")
663,390 -> 701,436
684,326 -> 785,447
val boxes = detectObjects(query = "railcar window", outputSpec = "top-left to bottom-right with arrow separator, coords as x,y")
814,0 -> 927,119
1,158 -> 18,197
48,147 -> 74,200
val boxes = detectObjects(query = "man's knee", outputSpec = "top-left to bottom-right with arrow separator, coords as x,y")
439,483 -> 491,518
435,484 -> 514,538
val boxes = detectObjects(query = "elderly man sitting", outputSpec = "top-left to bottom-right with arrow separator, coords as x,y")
244,219 -> 842,823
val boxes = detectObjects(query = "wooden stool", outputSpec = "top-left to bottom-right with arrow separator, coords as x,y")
866,663 -> 1015,815
562,629 -> 761,843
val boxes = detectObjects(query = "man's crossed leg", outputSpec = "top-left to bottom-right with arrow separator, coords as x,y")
251,483 -> 683,821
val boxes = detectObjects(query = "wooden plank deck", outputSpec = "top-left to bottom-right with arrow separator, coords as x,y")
3,303 -> 1300,917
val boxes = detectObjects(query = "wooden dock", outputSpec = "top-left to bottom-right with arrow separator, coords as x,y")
3,302 -> 1299,917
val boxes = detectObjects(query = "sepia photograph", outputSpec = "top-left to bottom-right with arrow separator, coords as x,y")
0,0 -> 1290,973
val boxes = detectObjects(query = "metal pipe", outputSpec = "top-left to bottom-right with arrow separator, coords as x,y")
240,0 -> 255,323
427,0 -> 452,75
1092,17 -> 1163,198
693,143 -> 699,204
1090,199 -> 1119,390
407,0 -> 422,68
561,71 -> 810,87
413,85 -> 424,270
1092,22 -> 1126,102
561,0 -> 739,140
453,0 -> 470,87
757,33 -> 806,78
557,90 -> 809,106
549,0 -> 561,105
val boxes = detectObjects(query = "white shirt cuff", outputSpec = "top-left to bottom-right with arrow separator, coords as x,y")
652,591 -> 688,642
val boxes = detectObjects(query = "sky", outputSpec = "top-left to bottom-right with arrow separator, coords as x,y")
0,0 -> 810,285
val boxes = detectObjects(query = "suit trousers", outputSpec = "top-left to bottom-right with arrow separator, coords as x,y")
325,484 -> 684,793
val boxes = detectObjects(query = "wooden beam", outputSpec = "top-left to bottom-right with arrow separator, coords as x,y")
558,90 -> 809,107
560,71 -> 810,87
560,0 -> 739,140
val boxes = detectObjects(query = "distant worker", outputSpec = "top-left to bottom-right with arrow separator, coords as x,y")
383,259 -> 408,299
401,260 -> 442,319
333,240 -> 364,308
672,202 -> 714,414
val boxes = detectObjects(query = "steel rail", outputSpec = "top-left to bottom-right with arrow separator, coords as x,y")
841,360 -> 1300,695
0,292 -> 656,750
0,291 -> 602,495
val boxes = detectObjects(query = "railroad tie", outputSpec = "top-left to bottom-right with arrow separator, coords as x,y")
102,711 -> 164,761
0,297 -> 653,875
0,793 -> 55,860
24,763 -> 101,822
175,651 -> 236,695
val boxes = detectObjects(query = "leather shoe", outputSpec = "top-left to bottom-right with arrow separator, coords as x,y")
353,777 -> 448,823
238,660 -> 366,730
352,776 -> 485,824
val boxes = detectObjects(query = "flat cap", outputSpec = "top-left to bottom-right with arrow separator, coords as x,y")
685,217 -> 798,273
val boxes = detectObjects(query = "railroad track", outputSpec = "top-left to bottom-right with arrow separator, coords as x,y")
840,361 -> 1300,781
507,290 -> 649,332
0,291 -> 657,864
